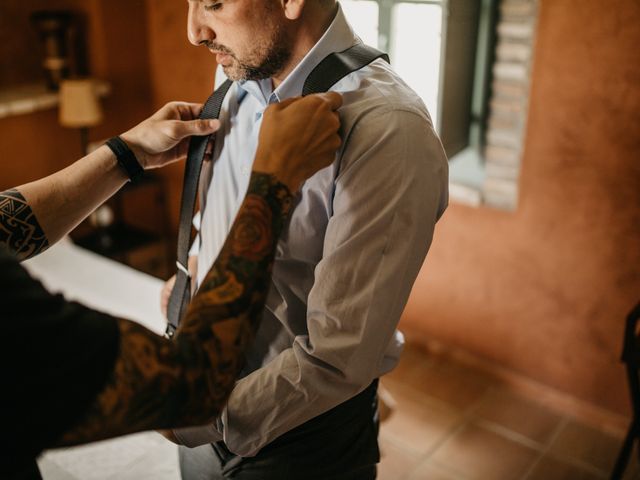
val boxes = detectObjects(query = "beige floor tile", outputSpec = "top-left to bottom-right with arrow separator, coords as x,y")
386,343 -> 432,384
377,436 -> 424,480
380,379 -> 464,456
548,419 -> 623,473
524,455 -> 606,480
407,460 -> 465,480
429,421 -> 539,480
402,357 -> 496,411
473,388 -> 564,446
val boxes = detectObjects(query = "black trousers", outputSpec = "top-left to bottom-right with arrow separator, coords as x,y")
179,380 -> 380,480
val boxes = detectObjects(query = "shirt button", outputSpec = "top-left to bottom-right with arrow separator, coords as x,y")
255,112 -> 262,121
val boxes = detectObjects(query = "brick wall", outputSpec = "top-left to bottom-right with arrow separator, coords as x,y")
483,0 -> 538,209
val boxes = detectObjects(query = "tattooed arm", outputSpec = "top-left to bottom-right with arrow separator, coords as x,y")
0,102 -> 219,260
0,189 -> 49,260
54,173 -> 292,445
52,92 -> 343,446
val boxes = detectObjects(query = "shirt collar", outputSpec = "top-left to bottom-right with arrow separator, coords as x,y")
238,3 -> 358,107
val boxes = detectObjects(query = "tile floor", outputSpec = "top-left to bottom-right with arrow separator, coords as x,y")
39,343 -> 638,480
376,343 -> 638,480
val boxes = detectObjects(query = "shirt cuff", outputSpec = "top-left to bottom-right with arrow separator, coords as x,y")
173,422 -> 223,448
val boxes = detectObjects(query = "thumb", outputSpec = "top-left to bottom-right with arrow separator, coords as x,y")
172,119 -> 220,139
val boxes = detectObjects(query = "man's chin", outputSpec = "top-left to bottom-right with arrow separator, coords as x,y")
221,65 -> 244,82
221,63 -> 278,82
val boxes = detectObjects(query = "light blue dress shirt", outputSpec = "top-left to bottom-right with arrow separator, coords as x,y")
174,5 -> 449,456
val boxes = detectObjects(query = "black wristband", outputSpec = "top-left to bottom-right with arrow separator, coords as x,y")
105,136 -> 144,183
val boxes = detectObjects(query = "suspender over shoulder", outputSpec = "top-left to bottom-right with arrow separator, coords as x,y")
165,43 -> 389,338
302,43 -> 389,96
165,79 -> 233,335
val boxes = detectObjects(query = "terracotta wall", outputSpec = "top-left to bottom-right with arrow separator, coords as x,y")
401,0 -> 640,413
0,0 -> 152,189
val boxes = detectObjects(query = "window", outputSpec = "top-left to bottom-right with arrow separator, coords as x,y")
342,0 -> 538,210
342,0 -> 444,127
342,0 -> 499,153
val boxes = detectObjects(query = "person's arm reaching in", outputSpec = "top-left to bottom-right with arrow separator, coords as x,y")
42,92 -> 342,446
0,102 -> 219,260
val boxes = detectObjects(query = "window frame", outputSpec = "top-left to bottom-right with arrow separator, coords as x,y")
342,0 -> 538,210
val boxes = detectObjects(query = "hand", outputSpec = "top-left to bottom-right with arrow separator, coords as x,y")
121,102 -> 221,170
160,275 -> 176,318
254,92 -> 343,192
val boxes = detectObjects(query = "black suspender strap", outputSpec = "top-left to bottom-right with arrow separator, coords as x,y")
166,79 -> 233,338
165,43 -> 389,338
302,43 -> 389,96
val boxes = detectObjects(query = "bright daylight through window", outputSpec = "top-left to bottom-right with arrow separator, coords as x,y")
342,0 -> 537,211
341,0 -> 443,126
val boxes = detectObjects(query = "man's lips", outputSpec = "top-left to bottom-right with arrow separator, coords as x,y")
211,50 -> 232,65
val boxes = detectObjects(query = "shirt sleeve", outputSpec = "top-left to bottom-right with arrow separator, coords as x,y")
0,248 -> 120,460
175,107 -> 448,455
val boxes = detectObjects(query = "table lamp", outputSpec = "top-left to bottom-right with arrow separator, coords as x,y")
59,78 -> 103,156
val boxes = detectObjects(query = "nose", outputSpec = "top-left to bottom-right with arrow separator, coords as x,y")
187,2 -> 215,46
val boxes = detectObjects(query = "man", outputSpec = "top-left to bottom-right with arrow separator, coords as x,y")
1,93 -> 342,479
170,0 -> 449,478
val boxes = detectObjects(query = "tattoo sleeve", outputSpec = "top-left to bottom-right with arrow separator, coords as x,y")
55,172 -> 293,446
0,189 -> 49,260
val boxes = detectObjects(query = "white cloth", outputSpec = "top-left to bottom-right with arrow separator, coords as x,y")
174,4 -> 449,456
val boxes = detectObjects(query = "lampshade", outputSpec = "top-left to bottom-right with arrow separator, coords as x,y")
59,79 -> 103,128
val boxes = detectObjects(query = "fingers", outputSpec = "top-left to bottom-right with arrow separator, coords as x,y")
159,102 -> 205,121
316,92 -> 343,111
170,118 -> 220,140
274,96 -> 300,110
182,102 -> 206,120
204,139 -> 215,161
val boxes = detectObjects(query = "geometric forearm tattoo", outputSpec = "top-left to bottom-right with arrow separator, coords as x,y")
0,189 -> 49,260
55,172 -> 294,447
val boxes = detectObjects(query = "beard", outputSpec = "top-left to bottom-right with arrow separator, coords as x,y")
209,22 -> 291,81
235,43 -> 291,81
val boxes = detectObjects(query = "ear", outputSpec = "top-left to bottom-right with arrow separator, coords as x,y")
281,0 -> 305,20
